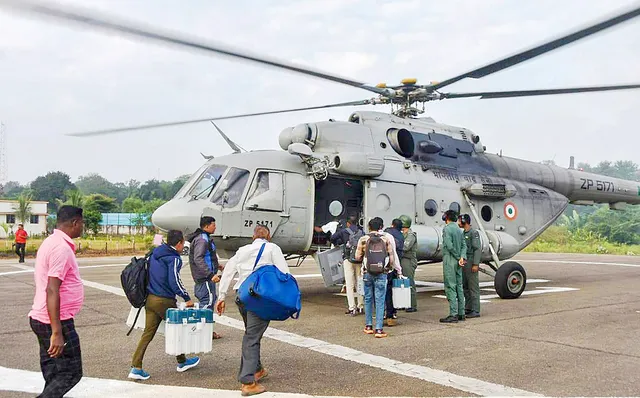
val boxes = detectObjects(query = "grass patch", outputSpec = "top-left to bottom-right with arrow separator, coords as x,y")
0,234 -> 155,258
524,226 -> 639,255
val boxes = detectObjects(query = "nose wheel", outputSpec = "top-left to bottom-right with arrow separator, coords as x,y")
494,261 -> 527,299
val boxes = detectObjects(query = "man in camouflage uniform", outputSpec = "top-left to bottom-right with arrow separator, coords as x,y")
398,215 -> 418,312
459,214 -> 481,318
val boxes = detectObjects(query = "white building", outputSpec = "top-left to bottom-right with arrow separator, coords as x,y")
0,200 -> 48,238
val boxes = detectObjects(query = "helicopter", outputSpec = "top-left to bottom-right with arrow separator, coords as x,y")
3,0 -> 640,299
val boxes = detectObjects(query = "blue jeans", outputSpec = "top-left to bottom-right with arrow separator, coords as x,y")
364,272 -> 388,330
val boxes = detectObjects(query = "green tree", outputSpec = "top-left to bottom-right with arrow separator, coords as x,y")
584,205 -> 640,245
30,171 -> 76,211
84,194 -> 118,213
13,193 -> 32,224
121,197 -> 145,213
0,181 -> 25,199
83,210 -> 103,235
139,179 -> 165,201
142,198 -> 167,214
75,173 -> 121,200
56,189 -> 85,209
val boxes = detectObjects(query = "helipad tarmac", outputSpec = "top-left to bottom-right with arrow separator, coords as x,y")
1,252 -> 639,397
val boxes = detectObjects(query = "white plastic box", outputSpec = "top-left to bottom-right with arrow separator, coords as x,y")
392,278 -> 411,309
164,303 -> 214,356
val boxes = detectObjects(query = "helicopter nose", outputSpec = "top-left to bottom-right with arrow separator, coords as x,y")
151,199 -> 198,233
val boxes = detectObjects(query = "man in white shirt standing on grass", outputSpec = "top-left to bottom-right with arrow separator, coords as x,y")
216,225 -> 290,396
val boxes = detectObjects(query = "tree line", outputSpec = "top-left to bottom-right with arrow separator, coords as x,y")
552,160 -> 640,245
0,172 -> 189,235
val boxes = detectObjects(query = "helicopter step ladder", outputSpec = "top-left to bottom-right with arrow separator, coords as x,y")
461,190 -> 501,276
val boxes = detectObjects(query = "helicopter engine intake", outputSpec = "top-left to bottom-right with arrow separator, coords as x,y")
332,152 -> 385,177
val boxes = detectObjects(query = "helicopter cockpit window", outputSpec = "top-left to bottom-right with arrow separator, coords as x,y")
211,167 -> 250,207
246,171 -> 284,212
187,164 -> 227,200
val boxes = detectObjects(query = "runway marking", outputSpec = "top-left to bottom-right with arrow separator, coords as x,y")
523,260 -> 640,268
74,277 -> 538,396
0,365 -> 389,398
433,286 -> 579,302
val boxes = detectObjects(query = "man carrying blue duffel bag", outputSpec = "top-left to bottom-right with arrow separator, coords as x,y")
216,225 -> 299,396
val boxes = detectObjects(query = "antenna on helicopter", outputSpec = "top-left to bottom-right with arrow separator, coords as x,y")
200,152 -> 214,160
210,121 -> 246,154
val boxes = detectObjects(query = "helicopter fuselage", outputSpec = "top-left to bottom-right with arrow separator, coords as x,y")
152,111 -> 640,262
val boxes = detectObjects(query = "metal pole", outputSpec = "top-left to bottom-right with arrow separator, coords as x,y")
461,190 -> 501,268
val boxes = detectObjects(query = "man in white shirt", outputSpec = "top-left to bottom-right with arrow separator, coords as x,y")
216,225 -> 290,396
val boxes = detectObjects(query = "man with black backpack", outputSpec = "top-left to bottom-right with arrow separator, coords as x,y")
354,217 -> 403,338
188,216 -> 223,339
330,215 -> 364,316
129,230 -> 200,380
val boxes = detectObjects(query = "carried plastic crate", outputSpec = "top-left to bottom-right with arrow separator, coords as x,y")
165,302 -> 214,356
392,278 -> 411,309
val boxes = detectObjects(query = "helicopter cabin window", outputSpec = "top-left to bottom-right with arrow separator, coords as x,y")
211,167 -> 250,207
449,202 -> 461,214
245,171 -> 284,212
187,164 -> 228,200
424,199 -> 438,217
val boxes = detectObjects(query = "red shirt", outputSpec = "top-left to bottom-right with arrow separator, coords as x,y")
15,229 -> 28,244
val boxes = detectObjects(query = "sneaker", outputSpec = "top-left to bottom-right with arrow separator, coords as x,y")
466,311 -> 480,318
345,309 -> 357,316
363,325 -> 374,334
128,367 -> 150,380
241,382 -> 266,396
374,329 -> 388,338
439,315 -> 458,323
405,308 -> 417,313
177,356 -> 200,372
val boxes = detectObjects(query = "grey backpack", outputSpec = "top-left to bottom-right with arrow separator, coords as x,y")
365,233 -> 387,275
344,228 -> 364,263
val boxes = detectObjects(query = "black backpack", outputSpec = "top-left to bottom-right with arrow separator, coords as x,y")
344,228 -> 365,263
121,250 -> 152,336
365,233 -> 388,275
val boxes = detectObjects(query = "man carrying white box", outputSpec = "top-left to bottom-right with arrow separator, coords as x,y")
128,230 -> 201,380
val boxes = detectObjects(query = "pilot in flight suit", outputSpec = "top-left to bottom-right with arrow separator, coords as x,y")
440,210 -> 467,323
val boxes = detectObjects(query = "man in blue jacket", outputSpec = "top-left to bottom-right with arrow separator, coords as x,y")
188,216 -> 223,339
129,230 -> 200,380
383,218 -> 404,326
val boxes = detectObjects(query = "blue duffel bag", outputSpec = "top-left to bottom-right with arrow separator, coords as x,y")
237,243 -> 302,321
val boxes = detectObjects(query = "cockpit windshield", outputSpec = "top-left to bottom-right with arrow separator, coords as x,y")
184,164 -> 228,200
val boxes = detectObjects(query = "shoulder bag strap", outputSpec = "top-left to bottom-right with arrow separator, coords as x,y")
252,243 -> 267,271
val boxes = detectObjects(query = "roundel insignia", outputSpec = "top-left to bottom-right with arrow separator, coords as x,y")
504,202 -> 517,220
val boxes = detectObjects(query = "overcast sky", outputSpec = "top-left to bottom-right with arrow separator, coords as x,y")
1,0 -> 639,185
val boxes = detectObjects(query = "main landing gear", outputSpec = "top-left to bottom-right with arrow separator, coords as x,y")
479,261 -> 527,299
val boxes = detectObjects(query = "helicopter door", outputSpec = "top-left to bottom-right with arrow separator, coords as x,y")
364,180 -> 416,225
242,170 -> 286,241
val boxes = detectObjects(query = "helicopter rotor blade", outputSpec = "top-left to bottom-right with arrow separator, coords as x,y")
0,0 -> 386,96
430,4 -> 640,91
442,84 -> 640,99
66,99 -> 373,137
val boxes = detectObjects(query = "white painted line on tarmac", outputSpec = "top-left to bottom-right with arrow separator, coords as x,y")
76,278 -> 538,396
0,365 -> 383,398
524,260 -> 640,268
433,286 -> 579,302
0,269 -> 33,276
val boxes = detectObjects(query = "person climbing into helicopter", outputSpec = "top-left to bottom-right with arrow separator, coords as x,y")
383,219 -> 404,326
187,216 -> 223,339
458,214 -> 481,318
398,215 -> 418,312
440,210 -> 467,323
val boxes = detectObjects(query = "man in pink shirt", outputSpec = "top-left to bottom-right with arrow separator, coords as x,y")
28,206 -> 85,397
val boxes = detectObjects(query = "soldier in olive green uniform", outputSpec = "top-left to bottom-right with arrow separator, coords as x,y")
398,215 -> 418,312
459,214 -> 481,318
440,210 -> 467,323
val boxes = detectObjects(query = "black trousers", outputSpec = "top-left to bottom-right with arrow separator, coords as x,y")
385,270 -> 398,318
15,242 -> 25,262
235,297 -> 270,384
29,317 -> 83,398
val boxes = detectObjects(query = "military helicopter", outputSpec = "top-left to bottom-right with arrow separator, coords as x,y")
4,1 -> 640,298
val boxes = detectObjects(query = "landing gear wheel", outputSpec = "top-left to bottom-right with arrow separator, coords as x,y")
494,261 -> 527,299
